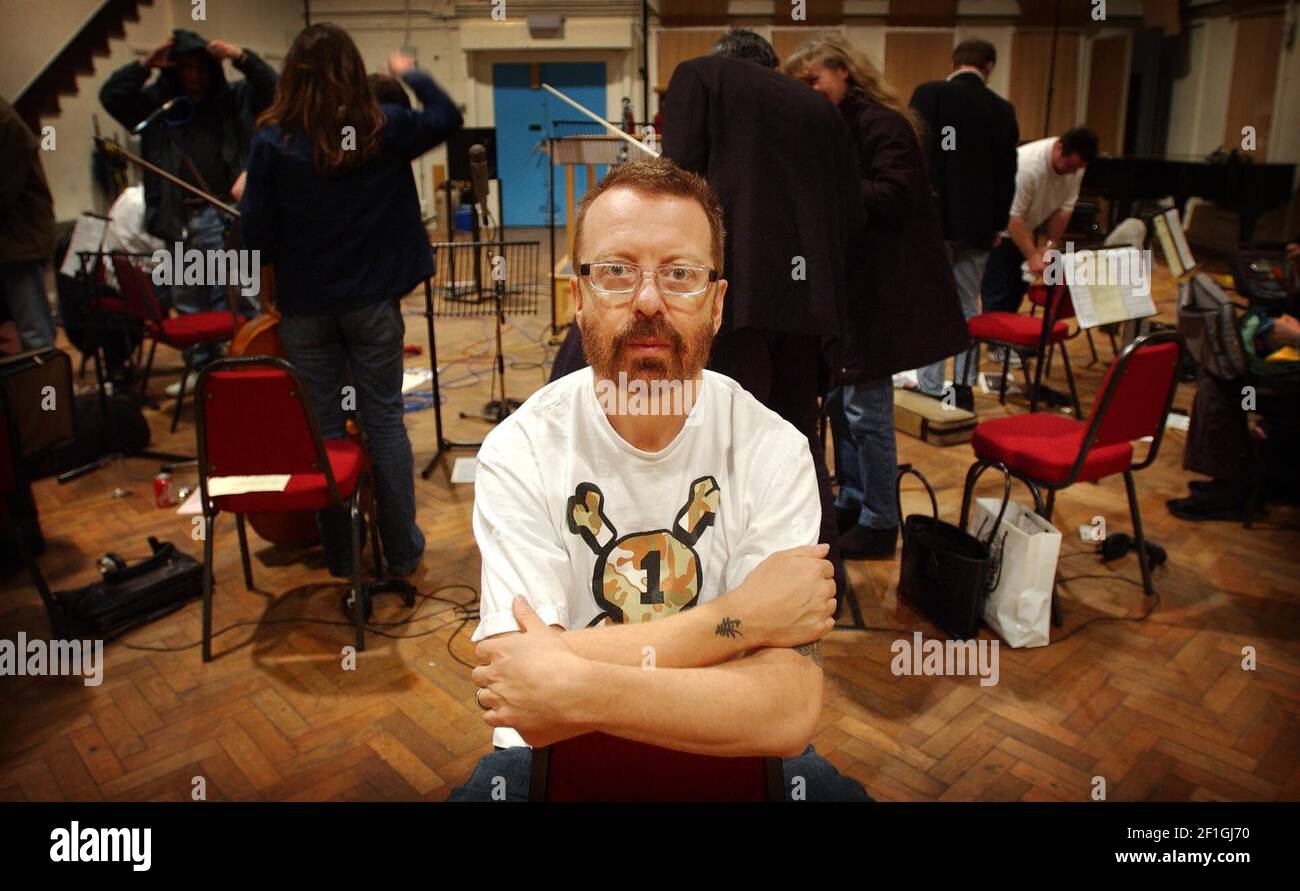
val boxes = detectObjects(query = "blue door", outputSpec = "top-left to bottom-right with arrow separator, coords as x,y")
492,62 -> 608,227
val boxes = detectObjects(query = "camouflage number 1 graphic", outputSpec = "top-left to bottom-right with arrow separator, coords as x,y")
567,477 -> 720,623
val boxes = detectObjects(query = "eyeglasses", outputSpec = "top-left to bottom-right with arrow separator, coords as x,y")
579,262 -> 718,302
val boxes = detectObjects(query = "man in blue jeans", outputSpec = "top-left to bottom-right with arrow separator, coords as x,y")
278,299 -> 425,577
449,158 -> 870,802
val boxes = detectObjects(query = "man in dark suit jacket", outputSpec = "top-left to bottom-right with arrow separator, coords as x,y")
662,30 -> 864,611
909,39 -> 1019,409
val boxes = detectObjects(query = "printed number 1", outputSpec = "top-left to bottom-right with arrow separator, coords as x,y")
639,551 -> 663,605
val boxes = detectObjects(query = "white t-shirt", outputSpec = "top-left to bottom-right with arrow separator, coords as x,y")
1005,137 -> 1084,234
470,367 -> 821,748
106,186 -> 165,256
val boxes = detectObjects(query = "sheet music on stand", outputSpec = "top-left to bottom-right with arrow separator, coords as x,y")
60,214 -> 107,278
1152,207 -> 1197,278
1059,247 -> 1157,329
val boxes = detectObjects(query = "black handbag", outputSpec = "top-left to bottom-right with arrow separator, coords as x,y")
895,464 -> 1010,640
1177,272 -> 1249,381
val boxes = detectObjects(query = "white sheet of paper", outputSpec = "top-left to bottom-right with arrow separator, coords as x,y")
1066,248 -> 1156,329
450,457 -> 477,484
1165,208 -> 1196,273
207,475 -> 291,496
176,488 -> 202,515
401,367 -> 433,394
60,215 -> 108,278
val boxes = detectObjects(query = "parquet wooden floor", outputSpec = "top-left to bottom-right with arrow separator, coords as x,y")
1,254 -> 1297,802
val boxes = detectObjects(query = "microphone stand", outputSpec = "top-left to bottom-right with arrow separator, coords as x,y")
458,199 -> 521,425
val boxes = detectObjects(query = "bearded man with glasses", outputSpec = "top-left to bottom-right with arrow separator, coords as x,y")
449,158 -> 870,801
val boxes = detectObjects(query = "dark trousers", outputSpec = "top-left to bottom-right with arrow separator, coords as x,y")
981,238 -> 1030,315
1185,370 -> 1300,495
279,298 -> 425,574
708,329 -> 844,607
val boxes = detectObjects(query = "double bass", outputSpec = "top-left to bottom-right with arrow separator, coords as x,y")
97,137 -> 321,546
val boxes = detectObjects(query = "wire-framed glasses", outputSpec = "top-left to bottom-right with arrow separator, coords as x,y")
579,261 -> 718,302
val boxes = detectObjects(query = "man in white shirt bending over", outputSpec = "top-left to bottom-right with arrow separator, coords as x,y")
982,126 -> 1099,315
449,158 -> 869,801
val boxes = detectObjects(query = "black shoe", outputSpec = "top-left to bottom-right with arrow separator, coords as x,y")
953,384 -> 975,413
1166,492 -> 1245,522
836,506 -> 860,535
838,524 -> 899,560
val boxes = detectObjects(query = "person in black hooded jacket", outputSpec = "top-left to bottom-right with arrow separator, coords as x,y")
100,29 -> 276,377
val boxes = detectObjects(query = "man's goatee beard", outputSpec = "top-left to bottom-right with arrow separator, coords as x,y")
580,314 -> 713,382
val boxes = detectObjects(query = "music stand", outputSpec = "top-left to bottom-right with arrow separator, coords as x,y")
419,239 -> 542,480
545,124 -> 624,333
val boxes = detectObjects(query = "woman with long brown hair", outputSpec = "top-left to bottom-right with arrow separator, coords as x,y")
240,23 -> 462,579
783,34 -> 963,561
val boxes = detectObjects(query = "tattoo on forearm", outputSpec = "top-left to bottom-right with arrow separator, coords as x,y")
715,616 -> 742,639
794,642 -> 823,667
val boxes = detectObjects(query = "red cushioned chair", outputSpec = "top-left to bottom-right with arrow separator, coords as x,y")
111,252 -> 239,432
1027,284 -> 1118,368
964,283 -> 1083,418
958,330 -> 1186,618
194,355 -> 383,661
529,731 -> 785,802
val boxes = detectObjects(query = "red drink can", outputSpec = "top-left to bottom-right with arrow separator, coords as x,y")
154,472 -> 176,507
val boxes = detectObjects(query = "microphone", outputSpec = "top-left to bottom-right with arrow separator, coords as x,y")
132,97 -> 179,134
468,143 -> 491,212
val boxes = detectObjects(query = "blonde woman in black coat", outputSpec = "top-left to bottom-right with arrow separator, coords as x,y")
785,35 -> 967,560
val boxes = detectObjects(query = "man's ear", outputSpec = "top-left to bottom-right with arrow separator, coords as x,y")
711,280 -> 727,335
570,276 -> 583,318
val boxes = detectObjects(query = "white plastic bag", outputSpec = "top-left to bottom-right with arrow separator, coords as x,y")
968,497 -> 1061,648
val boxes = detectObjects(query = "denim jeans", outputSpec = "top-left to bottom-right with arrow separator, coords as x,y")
830,379 -> 899,530
173,206 -> 243,369
0,261 -> 57,350
917,243 -> 988,396
448,744 -> 872,802
278,298 -> 425,575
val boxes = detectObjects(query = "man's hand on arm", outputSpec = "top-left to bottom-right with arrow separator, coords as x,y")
473,540 -> 836,756
559,542 -> 836,669
142,39 -> 174,69
207,40 -> 246,64
474,598 -> 825,757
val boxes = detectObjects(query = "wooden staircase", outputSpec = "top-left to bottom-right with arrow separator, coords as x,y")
14,0 -> 155,132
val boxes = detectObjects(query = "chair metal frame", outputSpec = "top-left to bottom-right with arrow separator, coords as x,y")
965,283 -> 1084,418
193,355 -> 382,661
110,251 -> 239,433
959,330 -> 1187,614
